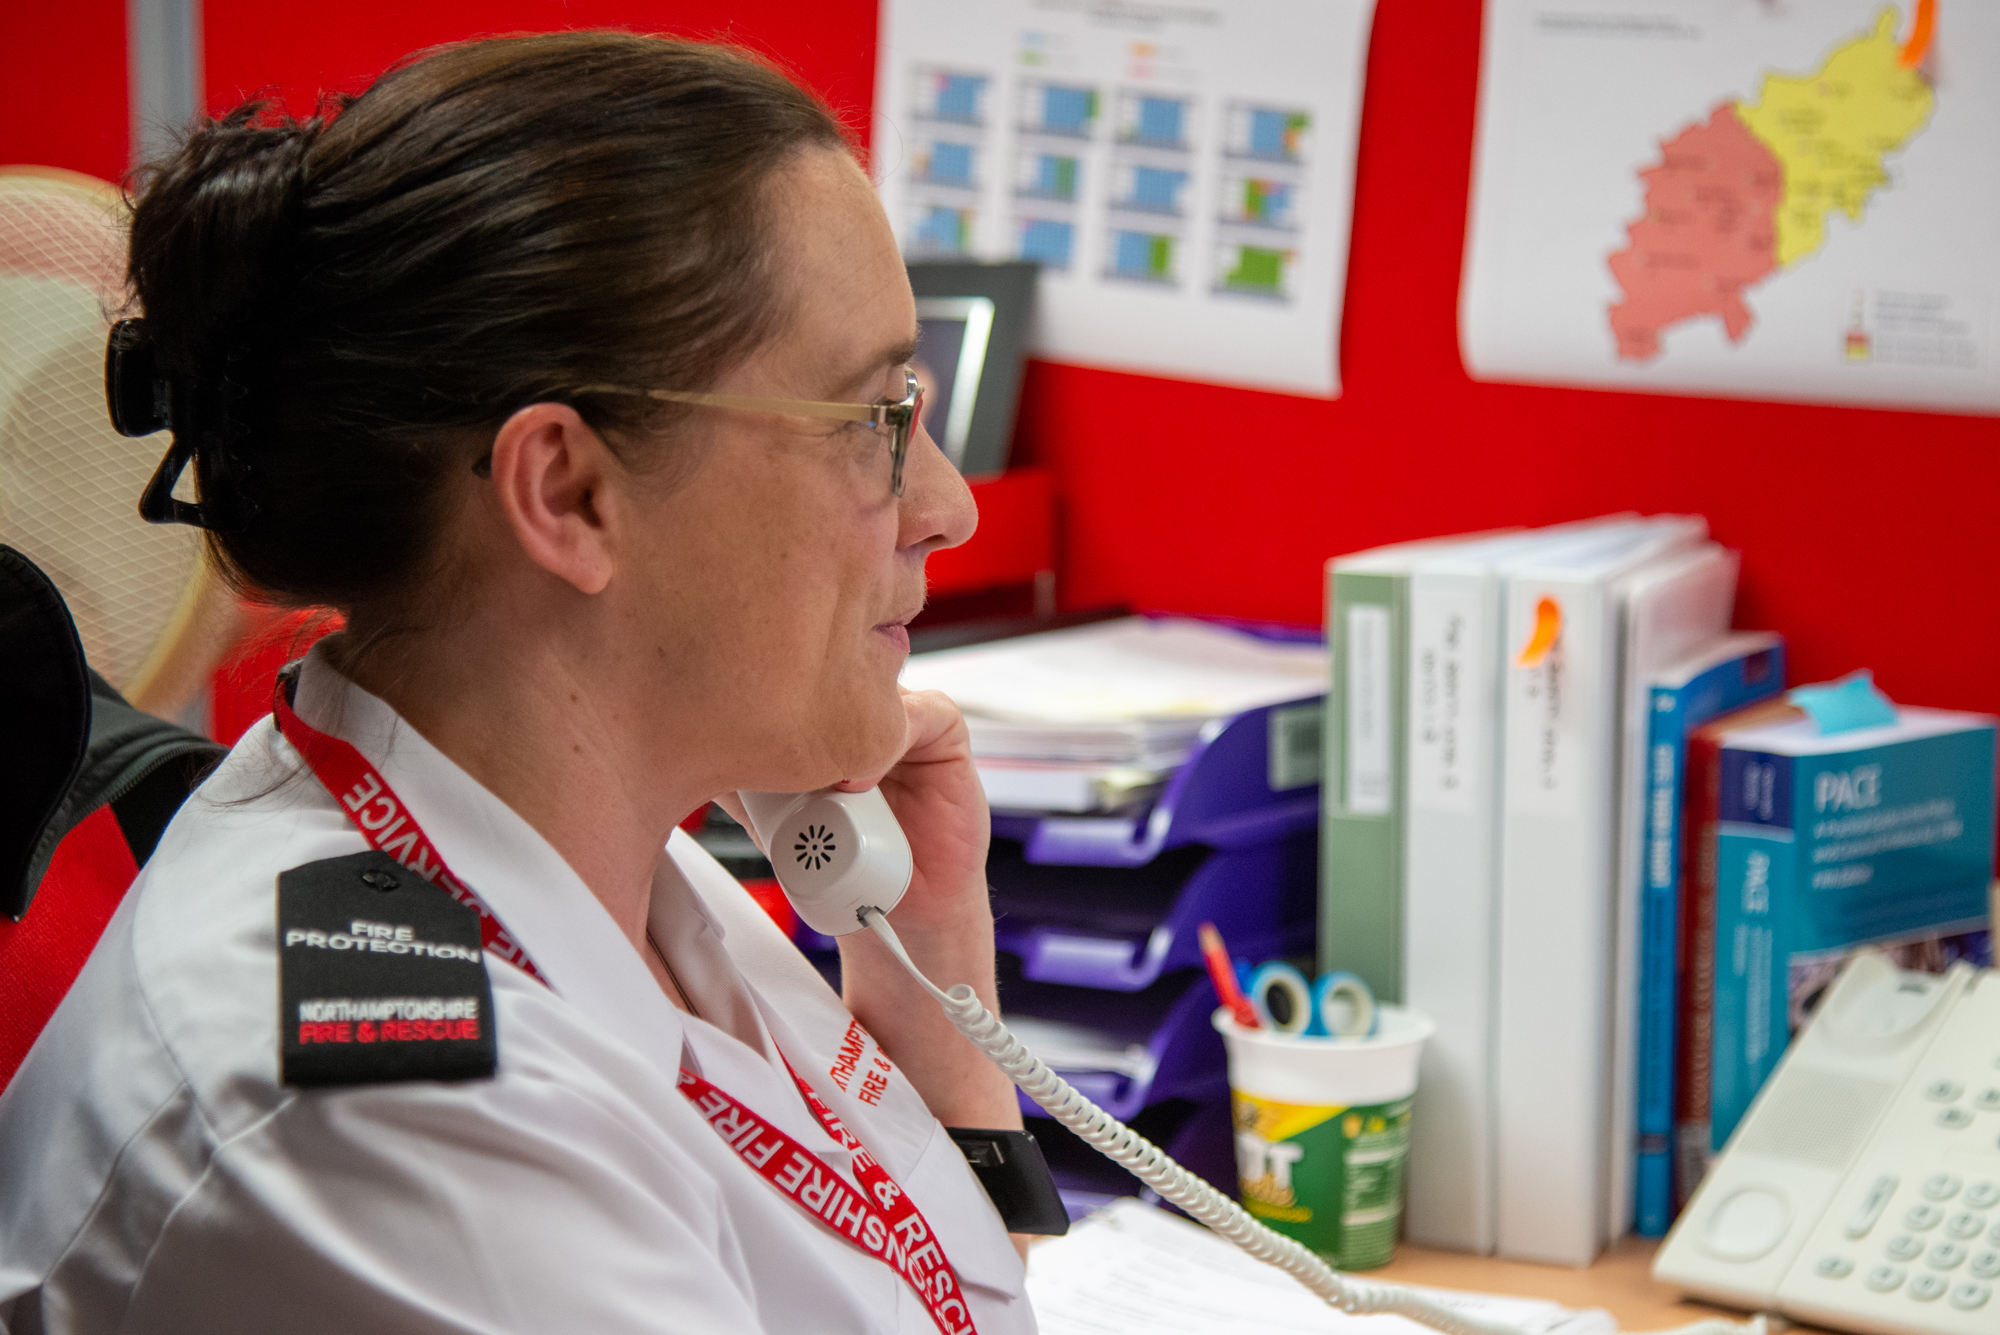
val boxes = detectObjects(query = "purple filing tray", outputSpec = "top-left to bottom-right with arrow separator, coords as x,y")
988,696 -> 1321,992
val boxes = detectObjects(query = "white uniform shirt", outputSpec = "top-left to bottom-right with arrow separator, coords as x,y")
0,651 -> 1034,1335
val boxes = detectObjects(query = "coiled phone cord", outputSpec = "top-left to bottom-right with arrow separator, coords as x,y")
860,908 -> 1768,1335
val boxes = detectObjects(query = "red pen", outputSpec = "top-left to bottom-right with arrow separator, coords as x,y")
1199,921 -> 1260,1029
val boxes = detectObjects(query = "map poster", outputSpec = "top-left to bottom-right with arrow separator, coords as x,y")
1461,1 -> 2000,416
874,0 -> 1375,398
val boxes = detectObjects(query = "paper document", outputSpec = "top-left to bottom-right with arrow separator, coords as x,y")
1026,1199 -> 1615,1335
900,617 -> 1326,731
874,0 -> 1375,397
1462,0 -> 2000,414
999,1016 -> 1156,1084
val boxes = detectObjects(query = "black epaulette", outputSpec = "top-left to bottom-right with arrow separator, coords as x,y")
278,849 -> 497,1087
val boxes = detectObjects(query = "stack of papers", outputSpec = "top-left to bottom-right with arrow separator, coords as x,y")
900,618 -> 1328,813
1026,1199 -> 1615,1335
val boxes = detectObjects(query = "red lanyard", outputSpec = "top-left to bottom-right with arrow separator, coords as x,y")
272,674 -> 979,1335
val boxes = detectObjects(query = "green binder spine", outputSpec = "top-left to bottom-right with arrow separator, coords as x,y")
1321,565 -> 1409,1003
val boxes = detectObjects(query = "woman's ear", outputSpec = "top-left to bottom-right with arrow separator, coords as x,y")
486,403 -> 618,595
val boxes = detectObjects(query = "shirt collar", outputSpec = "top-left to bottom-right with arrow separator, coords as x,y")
290,642 -> 688,1071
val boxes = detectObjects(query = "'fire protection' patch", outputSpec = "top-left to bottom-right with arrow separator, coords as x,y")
277,849 -> 497,1087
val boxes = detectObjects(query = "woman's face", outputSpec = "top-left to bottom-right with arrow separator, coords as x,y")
618,147 -> 976,793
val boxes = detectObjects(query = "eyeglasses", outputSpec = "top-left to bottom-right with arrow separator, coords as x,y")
574,369 -> 924,497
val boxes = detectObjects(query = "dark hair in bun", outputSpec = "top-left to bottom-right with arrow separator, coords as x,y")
126,32 -> 849,614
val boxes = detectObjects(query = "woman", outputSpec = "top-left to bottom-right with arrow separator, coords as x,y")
0,32 -> 1034,1335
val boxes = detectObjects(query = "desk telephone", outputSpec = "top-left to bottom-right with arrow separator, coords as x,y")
740,788 -> 1756,1335
1656,952 -> 2000,1334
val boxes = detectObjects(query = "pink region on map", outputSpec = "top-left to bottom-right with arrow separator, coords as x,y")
1607,102 -> 1783,362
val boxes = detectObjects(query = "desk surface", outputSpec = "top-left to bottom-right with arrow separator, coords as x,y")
1373,1239 -> 1830,1334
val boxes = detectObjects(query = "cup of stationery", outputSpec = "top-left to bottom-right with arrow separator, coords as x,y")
1202,934 -> 1432,1270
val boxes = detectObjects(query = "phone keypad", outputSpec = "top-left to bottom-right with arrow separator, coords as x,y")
1813,1171 -> 1998,1319
1930,1242 -> 1967,1270
1867,1264 -> 1908,1293
1910,1273 -> 1949,1302
1925,1173 -> 1965,1200
1945,1212 -> 1985,1240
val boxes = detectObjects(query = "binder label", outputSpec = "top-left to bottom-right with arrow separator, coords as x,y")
1408,585 -> 1481,815
1504,592 -> 1581,817
1345,604 -> 1392,815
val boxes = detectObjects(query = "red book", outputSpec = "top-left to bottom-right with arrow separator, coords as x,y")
1671,699 -> 1800,1211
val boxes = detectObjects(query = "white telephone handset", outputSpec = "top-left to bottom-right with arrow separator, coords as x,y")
737,787 -> 912,938
739,789 -> 1756,1335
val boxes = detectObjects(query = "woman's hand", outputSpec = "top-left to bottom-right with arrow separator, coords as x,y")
833,687 -> 990,934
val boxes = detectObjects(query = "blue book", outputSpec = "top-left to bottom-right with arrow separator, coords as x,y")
1710,706 -> 1997,1151
1632,634 -> 1784,1237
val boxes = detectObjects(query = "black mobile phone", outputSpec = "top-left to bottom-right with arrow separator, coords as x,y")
945,1127 -> 1070,1236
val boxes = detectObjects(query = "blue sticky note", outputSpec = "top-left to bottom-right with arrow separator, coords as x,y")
1787,670 -> 1898,735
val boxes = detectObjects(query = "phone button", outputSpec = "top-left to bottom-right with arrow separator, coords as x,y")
1969,1181 -> 2000,1210
1969,1251 -> 2000,1280
1975,1088 -> 2000,1113
1813,1255 -> 1854,1279
1847,1175 -> 1899,1237
1906,1203 -> 1944,1231
1937,1107 -> 1974,1129
1865,1264 -> 1906,1293
1908,1273 -> 1947,1302
1926,1079 -> 1966,1102
1886,1234 -> 1923,1261
1925,1172 -> 1964,1201
1701,1187 -> 1791,1261
1949,1282 -> 1991,1311
1945,1211 -> 1985,1240
1928,1242 -> 1967,1270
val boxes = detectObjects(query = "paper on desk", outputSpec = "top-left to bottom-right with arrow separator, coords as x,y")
901,617 -> 1326,728
1026,1199 -> 1615,1335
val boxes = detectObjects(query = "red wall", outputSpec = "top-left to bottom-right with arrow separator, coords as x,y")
0,0 -> 128,182
20,1 -> 2000,720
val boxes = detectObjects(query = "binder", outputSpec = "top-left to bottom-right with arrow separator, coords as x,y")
1601,543 -> 1738,1243
1321,534 -> 1510,1002
1491,516 -> 1706,1266
1399,517 -> 1641,1252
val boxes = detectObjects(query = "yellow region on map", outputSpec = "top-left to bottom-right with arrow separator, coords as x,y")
1736,6 -> 1935,268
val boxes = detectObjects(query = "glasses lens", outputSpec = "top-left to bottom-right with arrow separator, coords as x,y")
896,385 -> 924,497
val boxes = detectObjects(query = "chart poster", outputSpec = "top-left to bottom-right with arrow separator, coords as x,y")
1462,1 -> 2000,415
874,0 -> 1375,398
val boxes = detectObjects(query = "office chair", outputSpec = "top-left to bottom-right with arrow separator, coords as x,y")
0,544 -> 223,1090
0,165 -> 244,724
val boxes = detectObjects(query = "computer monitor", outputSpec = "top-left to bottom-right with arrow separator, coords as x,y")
906,260 -> 1035,478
